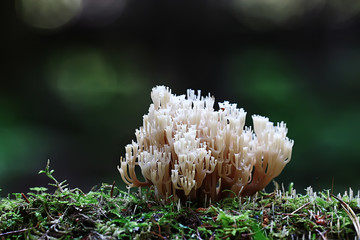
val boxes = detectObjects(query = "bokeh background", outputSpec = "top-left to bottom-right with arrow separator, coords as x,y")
2,0 -> 360,196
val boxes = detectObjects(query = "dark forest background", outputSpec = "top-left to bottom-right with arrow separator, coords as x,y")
1,0 -> 360,196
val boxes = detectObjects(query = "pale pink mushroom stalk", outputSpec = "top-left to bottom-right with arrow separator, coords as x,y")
118,86 -> 294,201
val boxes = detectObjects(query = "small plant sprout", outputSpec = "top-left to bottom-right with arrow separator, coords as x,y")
118,86 -> 294,202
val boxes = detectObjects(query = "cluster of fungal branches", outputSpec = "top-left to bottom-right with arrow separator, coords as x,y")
118,86 -> 294,202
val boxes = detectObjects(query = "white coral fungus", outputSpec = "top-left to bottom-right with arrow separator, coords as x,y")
118,86 -> 294,201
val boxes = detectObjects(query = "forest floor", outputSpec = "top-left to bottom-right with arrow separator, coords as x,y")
1,162 -> 359,240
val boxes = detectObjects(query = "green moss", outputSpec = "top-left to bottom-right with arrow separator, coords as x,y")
0,162 -> 359,239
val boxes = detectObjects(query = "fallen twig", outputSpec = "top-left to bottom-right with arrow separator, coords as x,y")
110,181 -> 116,198
21,193 -> 30,203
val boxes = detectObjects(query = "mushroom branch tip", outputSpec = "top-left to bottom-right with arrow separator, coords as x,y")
118,85 -> 294,202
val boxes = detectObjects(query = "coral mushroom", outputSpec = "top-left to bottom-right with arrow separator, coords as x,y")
118,86 -> 294,201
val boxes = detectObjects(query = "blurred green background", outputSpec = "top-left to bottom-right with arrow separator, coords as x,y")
1,0 -> 360,196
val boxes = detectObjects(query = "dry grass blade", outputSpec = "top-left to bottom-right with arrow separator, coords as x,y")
0,228 -> 29,237
282,202 -> 310,220
332,194 -> 360,239
316,229 -> 327,240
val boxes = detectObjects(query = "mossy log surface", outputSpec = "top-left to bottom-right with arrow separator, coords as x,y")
1,164 -> 359,239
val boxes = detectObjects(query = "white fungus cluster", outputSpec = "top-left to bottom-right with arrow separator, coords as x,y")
118,86 -> 294,201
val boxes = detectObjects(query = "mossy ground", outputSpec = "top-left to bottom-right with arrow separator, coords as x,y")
1,162 -> 359,239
